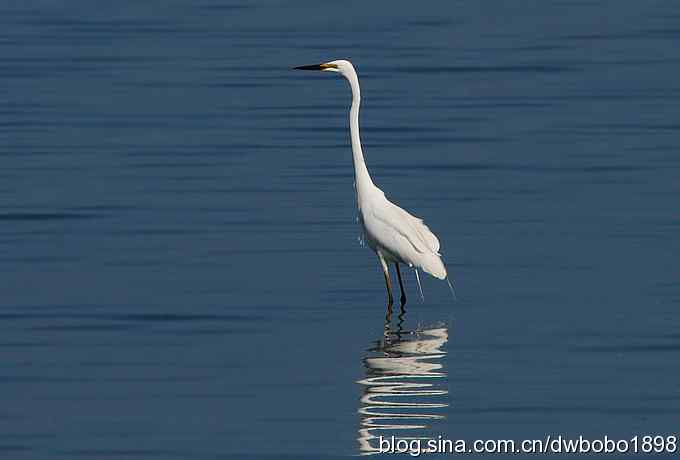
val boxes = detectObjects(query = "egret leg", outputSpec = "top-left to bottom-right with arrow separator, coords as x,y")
378,253 -> 394,309
396,301 -> 407,338
383,304 -> 393,339
395,263 -> 407,306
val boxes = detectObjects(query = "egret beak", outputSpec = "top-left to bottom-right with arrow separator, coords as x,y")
293,63 -> 337,71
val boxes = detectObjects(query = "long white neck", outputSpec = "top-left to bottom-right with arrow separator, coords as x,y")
344,68 -> 375,205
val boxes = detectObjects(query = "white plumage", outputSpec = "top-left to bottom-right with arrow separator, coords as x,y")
361,190 -> 446,280
295,59 -> 453,305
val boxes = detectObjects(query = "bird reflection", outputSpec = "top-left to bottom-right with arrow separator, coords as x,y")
357,304 -> 449,455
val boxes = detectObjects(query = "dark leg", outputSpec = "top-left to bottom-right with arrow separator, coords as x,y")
395,263 -> 407,306
396,301 -> 407,338
378,253 -> 394,308
383,301 -> 393,339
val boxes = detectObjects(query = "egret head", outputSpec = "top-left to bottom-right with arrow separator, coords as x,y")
294,59 -> 360,99
294,59 -> 355,77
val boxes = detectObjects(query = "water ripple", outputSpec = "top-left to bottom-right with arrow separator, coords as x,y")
0,212 -> 94,221
357,322 -> 448,456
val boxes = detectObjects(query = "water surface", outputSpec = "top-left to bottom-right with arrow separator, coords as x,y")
1,1 -> 679,458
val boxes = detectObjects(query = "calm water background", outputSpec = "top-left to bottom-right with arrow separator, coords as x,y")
2,1 -> 679,458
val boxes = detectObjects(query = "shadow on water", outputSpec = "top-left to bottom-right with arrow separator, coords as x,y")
357,303 -> 449,455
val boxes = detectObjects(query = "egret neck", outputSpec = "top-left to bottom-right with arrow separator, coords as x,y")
345,67 -> 375,208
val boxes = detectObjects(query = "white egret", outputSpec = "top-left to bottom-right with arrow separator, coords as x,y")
294,60 -> 454,306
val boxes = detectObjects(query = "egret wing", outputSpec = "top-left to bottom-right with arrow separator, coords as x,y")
362,197 -> 447,279
388,201 -> 441,254
366,198 -> 441,256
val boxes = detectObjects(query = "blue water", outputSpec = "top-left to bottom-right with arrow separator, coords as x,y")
2,1 -> 679,458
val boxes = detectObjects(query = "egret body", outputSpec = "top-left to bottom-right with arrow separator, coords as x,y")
294,60 -> 453,307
